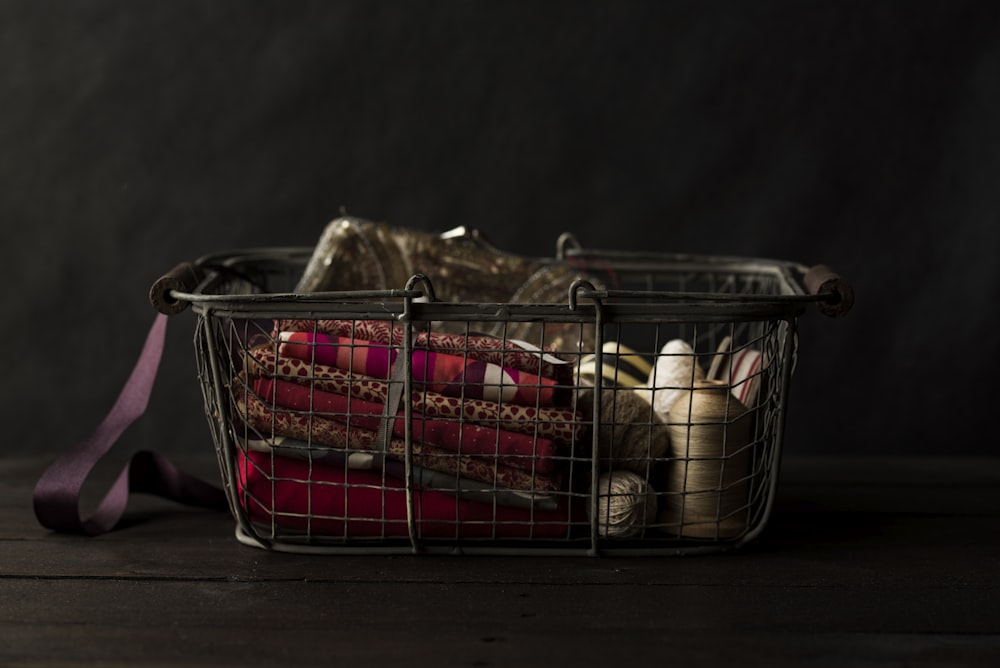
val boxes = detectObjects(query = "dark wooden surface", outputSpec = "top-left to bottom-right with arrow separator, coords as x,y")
2,455 -> 998,667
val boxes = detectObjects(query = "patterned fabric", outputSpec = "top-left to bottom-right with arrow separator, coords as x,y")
236,449 -> 582,539
276,331 -> 564,407
252,376 -> 559,474
233,382 -> 562,493
240,435 -> 559,509
244,345 -> 584,446
241,434 -> 380,469
273,318 -> 575,386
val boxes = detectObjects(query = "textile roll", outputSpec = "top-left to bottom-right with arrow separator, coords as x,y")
277,331 -> 565,408
272,318 -> 575,386
240,436 -> 559,509
243,345 -> 584,446
236,449 -> 582,540
234,382 -> 562,493
252,376 -> 559,474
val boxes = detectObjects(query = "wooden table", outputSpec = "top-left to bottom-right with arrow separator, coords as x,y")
2,455 -> 998,667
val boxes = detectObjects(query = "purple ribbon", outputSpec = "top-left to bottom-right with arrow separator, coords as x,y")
33,313 -> 228,535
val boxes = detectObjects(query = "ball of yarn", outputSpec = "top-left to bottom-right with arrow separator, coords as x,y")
575,387 -> 671,474
589,470 -> 658,538
647,339 -> 706,421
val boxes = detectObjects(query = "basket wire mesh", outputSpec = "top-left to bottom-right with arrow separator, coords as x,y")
178,243 -> 829,555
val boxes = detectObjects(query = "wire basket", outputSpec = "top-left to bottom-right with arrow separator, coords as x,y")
151,234 -> 852,555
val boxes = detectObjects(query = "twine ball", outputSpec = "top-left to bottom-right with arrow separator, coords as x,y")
647,339 -> 706,421
589,470 -> 658,538
575,387 -> 671,474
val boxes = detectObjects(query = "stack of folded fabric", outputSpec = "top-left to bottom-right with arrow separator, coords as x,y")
232,319 -> 588,537
236,449 -> 585,540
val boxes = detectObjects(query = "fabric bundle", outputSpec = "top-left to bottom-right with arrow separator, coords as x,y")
240,435 -> 560,510
275,331 -> 564,407
234,383 -> 561,492
243,345 -> 582,446
233,319 -> 586,533
272,318 -> 575,385
236,449 -> 585,540
250,376 -> 560,474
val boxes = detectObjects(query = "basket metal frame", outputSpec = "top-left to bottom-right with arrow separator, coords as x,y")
174,242 -> 825,556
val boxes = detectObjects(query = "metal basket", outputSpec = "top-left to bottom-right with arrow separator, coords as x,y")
151,234 -> 852,555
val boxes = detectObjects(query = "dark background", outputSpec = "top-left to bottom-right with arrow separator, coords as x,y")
2,1 -> 997,461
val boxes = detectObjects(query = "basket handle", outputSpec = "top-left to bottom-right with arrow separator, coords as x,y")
803,264 -> 854,317
149,262 -> 205,315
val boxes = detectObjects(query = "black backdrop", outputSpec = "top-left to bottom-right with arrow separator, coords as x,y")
3,1 -> 998,460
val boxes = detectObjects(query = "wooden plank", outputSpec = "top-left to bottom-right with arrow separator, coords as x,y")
3,454 -> 1000,667
10,455 -> 1000,523
3,455 -> 999,584
2,513 -> 999,589
2,579 -> 999,667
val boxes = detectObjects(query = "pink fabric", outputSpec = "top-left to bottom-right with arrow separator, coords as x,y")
252,376 -> 558,474
234,384 -> 562,492
244,345 -> 584,446
273,318 -> 574,385
236,449 -> 582,540
277,331 -> 562,407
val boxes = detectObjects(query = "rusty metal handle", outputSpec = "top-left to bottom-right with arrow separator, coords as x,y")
149,262 -> 205,315
803,264 -> 854,317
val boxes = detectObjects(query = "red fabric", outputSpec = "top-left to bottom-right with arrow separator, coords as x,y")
252,376 -> 558,473
235,385 -> 562,492
236,450 -> 582,540
273,318 -> 574,385
245,345 -> 584,446
277,331 -> 562,407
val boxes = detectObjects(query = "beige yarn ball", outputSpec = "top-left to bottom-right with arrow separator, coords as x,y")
575,387 -> 671,475
589,470 -> 658,538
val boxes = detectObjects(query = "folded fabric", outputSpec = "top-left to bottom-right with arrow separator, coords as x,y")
234,382 -> 562,493
241,434 -> 380,469
406,465 -> 560,511
277,331 -> 563,407
236,449 -> 581,540
252,376 -> 558,474
239,435 -> 559,510
273,318 -> 574,385
244,345 -> 584,446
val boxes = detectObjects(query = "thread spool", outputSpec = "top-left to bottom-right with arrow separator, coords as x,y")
646,339 -> 706,421
575,387 -> 671,475
589,471 -> 657,538
661,379 -> 753,539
